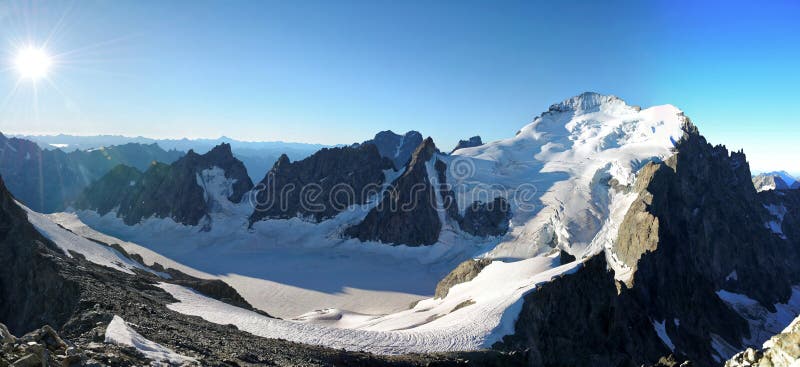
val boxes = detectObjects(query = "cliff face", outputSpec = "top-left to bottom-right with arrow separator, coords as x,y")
249,144 -> 393,223
0,176 -> 80,335
346,138 -> 442,246
433,159 -> 511,238
498,121 -> 800,366
76,143 -> 252,227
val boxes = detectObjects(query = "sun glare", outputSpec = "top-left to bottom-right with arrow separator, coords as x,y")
14,46 -> 53,81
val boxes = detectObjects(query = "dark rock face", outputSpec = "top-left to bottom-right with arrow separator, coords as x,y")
497,256 -> 668,367
450,136 -> 483,154
249,144 -> 393,223
0,176 -> 81,336
346,138 -> 442,246
76,143 -> 253,226
0,133 -> 182,213
460,198 -> 511,237
498,121 -> 800,366
433,159 -> 511,238
362,130 -> 424,169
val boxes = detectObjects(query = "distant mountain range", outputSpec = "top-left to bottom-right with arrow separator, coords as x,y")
0,133 -> 184,213
12,134 -> 328,182
752,171 -> 799,191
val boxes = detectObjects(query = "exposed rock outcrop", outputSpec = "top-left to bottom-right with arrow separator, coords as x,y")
497,120 -> 800,366
434,259 -> 492,299
752,173 -> 791,192
726,315 -> 800,367
76,143 -> 252,227
346,138 -> 442,246
450,136 -> 483,154
249,144 -> 394,223
361,130 -> 424,169
496,256 -> 668,367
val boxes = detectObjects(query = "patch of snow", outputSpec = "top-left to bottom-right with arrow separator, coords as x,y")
764,204 -> 788,239
105,315 -> 195,366
195,166 -> 238,214
717,287 -> 800,348
653,319 -> 675,350
726,271 -> 739,281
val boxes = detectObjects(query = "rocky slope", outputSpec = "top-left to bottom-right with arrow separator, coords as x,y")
76,143 -> 252,227
345,138 -> 442,246
0,133 -> 182,213
346,138 -> 512,246
249,144 -> 394,223
496,120 -> 800,366
726,315 -> 800,367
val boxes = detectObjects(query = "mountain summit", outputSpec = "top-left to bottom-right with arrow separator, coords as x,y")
76,143 -> 252,227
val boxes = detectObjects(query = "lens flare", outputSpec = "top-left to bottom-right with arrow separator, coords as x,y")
14,46 -> 53,81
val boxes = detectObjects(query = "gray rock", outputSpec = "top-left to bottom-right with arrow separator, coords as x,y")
9,353 -> 41,367
0,323 -> 15,345
435,259 -> 492,299
345,138 -> 442,246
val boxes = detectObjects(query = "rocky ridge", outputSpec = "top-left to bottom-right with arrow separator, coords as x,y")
450,136 -> 483,154
496,120 -> 800,366
76,143 -> 252,227
248,144 -> 394,223
361,130 -> 424,170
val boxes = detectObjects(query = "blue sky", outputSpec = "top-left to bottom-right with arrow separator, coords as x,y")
0,0 -> 798,174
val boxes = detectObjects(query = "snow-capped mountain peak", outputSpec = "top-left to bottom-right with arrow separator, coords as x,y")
547,92 -> 637,115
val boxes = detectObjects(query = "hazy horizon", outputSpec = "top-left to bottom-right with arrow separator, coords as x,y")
1,0 -> 798,173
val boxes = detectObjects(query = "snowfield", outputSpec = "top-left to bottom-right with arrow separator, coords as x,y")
105,315 -> 196,365
158,256 -> 581,354
51,93 -> 697,354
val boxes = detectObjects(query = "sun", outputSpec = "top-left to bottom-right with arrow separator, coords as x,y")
14,46 -> 53,81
